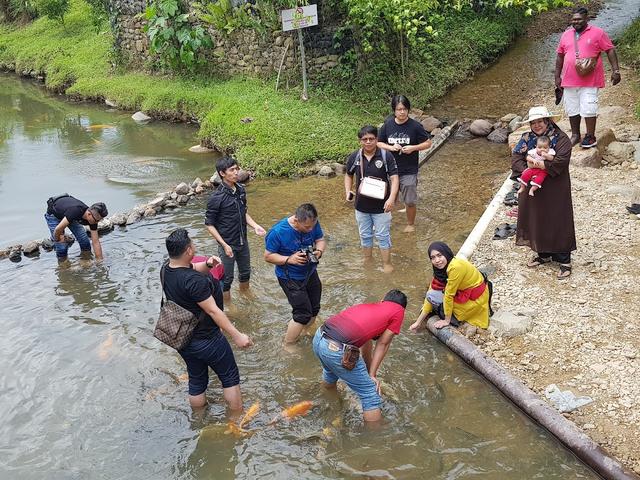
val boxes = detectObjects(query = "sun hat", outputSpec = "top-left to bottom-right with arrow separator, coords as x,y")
521,106 -> 562,123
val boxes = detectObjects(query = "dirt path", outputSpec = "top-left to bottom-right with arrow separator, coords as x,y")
467,71 -> 640,472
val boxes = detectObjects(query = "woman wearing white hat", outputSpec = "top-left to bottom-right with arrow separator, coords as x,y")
511,106 -> 576,279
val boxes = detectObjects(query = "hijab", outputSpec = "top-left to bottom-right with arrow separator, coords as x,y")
428,241 -> 455,288
513,120 -> 561,155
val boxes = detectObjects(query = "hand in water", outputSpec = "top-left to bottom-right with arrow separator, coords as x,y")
233,333 -> 253,348
408,319 -> 423,331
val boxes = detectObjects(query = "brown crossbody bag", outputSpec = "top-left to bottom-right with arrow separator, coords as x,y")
573,31 -> 598,77
154,262 -> 205,350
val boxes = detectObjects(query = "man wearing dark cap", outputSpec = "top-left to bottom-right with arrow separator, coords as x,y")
45,194 -> 108,260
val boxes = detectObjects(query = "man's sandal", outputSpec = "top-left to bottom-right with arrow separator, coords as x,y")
527,256 -> 552,268
557,264 -> 572,279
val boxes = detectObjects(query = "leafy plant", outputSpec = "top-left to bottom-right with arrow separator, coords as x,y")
144,0 -> 213,72
8,0 -> 38,21
83,0 -> 109,32
35,0 -> 69,24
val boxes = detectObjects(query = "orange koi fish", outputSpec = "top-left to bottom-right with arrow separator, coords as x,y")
239,402 -> 260,429
271,400 -> 314,424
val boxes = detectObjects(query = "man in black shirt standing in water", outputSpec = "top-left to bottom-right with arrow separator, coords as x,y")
378,95 -> 432,233
205,156 -> 266,303
162,228 -> 253,409
45,194 -> 108,261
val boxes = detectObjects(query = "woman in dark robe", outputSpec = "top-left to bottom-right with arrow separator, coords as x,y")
511,106 -> 577,279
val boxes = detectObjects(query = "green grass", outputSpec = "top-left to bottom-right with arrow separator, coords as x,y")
0,0 -> 375,175
617,17 -> 640,119
0,0 -> 530,174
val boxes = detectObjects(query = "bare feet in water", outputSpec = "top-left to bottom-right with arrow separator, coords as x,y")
403,225 -> 415,233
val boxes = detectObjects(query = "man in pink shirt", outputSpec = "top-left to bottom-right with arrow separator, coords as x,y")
555,7 -> 620,148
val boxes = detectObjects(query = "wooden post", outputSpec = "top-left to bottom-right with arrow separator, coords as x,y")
297,28 -> 308,101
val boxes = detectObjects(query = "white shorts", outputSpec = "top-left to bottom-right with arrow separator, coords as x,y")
563,87 -> 599,117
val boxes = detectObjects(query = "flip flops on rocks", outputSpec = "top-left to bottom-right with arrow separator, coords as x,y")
493,223 -> 516,240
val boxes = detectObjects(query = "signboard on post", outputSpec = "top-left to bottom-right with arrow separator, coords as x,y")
280,5 -> 318,100
281,5 -> 318,32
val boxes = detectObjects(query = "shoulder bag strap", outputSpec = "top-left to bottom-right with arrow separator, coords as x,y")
159,261 -> 168,307
573,31 -> 580,58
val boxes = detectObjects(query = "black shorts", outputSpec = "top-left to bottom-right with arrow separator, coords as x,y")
179,331 -> 240,395
277,270 -> 322,325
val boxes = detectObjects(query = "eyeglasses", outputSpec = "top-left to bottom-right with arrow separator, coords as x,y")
359,137 -> 377,143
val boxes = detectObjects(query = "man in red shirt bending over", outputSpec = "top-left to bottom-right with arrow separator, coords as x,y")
312,290 -> 407,422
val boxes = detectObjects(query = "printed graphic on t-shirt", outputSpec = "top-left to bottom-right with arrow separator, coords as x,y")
388,133 -> 411,145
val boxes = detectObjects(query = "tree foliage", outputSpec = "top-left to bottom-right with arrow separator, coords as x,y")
144,0 -> 213,72
35,0 -> 69,24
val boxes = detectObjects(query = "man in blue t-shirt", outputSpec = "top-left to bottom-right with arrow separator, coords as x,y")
264,203 -> 327,344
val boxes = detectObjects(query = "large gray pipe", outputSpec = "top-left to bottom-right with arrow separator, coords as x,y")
426,318 -> 640,480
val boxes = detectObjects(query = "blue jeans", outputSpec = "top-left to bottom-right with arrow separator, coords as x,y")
312,329 -> 381,412
354,210 -> 392,249
179,331 -> 240,395
44,213 -> 91,258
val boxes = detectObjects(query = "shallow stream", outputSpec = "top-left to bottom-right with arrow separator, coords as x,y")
2,2 -> 638,476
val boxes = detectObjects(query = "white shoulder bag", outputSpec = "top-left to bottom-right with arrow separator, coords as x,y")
357,150 -> 388,200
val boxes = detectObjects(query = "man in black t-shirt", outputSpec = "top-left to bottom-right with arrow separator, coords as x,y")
205,156 -> 266,303
345,125 -> 399,273
44,194 -> 108,261
378,95 -> 432,233
162,228 -> 253,410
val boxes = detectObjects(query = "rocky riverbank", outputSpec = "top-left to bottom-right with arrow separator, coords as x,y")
466,79 -> 640,472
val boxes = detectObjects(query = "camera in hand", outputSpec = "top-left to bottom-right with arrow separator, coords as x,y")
299,246 -> 319,264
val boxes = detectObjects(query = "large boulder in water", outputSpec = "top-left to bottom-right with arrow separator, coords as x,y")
174,182 -> 190,195
132,111 -> 152,123
470,119 -> 493,137
22,241 -> 40,255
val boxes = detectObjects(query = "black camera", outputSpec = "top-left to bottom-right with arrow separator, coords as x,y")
299,246 -> 319,264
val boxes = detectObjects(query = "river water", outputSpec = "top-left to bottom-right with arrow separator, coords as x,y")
4,2 -> 638,475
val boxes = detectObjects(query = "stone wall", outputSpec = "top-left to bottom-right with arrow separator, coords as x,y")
114,0 -> 343,80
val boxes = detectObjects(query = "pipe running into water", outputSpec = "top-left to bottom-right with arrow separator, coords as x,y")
426,317 -> 640,480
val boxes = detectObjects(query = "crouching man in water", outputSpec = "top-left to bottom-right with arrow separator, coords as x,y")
162,228 -> 253,410
312,290 -> 407,422
44,193 -> 108,261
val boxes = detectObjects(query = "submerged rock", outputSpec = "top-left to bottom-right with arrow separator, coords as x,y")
188,144 -> 215,153
177,195 -> 189,205
40,238 -> 54,251
131,111 -> 152,123
97,219 -> 113,233
144,207 -> 157,217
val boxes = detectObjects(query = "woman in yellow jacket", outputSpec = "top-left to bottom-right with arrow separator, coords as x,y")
409,242 -> 491,331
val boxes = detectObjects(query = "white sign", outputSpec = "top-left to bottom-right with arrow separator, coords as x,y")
281,4 -> 318,32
